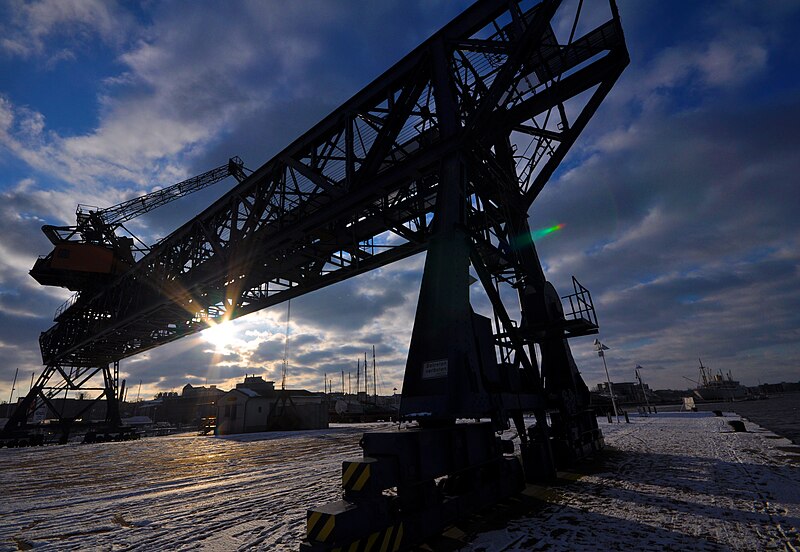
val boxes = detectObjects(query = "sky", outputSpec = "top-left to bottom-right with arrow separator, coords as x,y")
0,0 -> 798,404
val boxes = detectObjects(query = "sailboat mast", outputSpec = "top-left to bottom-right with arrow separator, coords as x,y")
8,367 -> 18,404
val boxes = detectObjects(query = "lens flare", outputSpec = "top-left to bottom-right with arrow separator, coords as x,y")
531,223 -> 565,240
512,223 -> 564,248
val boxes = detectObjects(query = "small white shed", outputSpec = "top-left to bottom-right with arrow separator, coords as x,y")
216,388 -> 272,435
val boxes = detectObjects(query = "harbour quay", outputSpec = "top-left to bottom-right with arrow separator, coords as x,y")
1,413 -> 798,550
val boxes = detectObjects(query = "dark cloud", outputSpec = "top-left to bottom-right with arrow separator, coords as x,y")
279,263 -> 421,335
251,337 -> 286,364
531,95 -> 800,388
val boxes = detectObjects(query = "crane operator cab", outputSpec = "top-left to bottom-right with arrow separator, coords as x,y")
30,209 -> 136,292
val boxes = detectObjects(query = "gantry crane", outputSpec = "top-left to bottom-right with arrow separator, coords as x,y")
4,0 -> 628,547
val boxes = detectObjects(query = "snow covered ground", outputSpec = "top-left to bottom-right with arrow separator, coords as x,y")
468,412 -> 800,551
1,414 -> 798,551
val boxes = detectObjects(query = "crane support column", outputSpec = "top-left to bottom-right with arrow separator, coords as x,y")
301,0 -> 628,546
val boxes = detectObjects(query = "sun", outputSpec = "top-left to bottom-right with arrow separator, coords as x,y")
202,319 -> 241,352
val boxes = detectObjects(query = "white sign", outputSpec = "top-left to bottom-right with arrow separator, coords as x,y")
422,359 -> 448,379
31,402 -> 47,423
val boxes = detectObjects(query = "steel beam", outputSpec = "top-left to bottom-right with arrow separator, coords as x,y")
34,0 -> 626,375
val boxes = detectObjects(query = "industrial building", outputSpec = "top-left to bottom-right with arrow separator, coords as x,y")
215,376 -> 328,434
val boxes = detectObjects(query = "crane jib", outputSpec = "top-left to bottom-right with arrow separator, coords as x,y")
92,156 -> 246,226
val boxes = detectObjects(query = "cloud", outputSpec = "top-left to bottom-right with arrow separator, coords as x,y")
532,94 -> 800,389
642,34 -> 767,92
0,0 -> 132,61
0,97 -> 149,219
225,258 -> 424,394
599,0 -> 800,124
0,2 -> 348,215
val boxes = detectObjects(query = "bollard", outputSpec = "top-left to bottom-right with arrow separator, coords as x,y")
624,411 -> 630,423
607,412 -> 613,423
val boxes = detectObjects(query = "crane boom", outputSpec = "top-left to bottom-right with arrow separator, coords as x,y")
41,157 -> 246,246
82,157 -> 246,227
31,157 -> 247,292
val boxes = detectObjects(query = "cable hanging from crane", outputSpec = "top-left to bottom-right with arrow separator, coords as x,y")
281,300 -> 291,391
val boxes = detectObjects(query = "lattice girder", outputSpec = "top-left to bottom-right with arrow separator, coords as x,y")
38,0 -> 628,376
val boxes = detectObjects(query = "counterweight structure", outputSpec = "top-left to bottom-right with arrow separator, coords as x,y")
5,0 -> 628,547
6,158 -> 248,434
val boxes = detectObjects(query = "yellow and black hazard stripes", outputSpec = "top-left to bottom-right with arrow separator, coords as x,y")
308,458 -> 408,549
330,522 -> 404,552
342,460 -> 372,493
307,510 -> 336,543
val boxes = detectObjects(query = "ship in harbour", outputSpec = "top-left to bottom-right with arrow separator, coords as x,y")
693,359 -> 749,402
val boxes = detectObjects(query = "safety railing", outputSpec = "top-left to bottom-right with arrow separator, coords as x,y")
561,276 -> 597,328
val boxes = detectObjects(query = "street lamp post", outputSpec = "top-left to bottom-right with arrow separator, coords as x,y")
594,339 -> 619,423
635,365 -> 652,414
